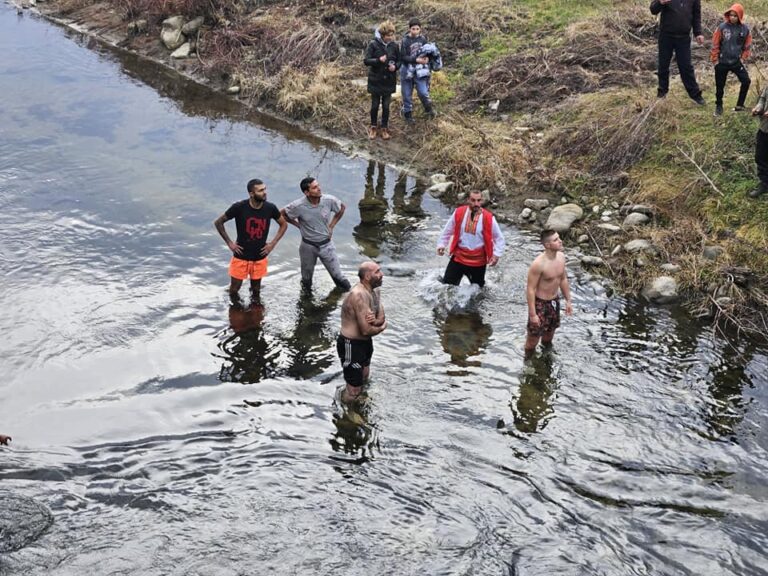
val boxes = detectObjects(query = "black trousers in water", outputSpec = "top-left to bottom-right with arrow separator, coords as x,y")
370,94 -> 392,127
442,258 -> 487,288
757,129 -> 768,190
657,34 -> 701,98
714,62 -> 751,107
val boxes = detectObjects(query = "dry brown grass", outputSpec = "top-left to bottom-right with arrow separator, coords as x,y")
416,116 -> 529,190
276,63 -> 347,121
408,0 -> 515,53
201,16 -> 342,76
549,94 -> 678,175
460,6 -> 667,113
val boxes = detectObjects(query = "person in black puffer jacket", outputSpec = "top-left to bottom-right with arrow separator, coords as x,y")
364,21 -> 399,141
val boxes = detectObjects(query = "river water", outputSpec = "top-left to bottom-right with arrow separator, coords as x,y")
1,6 -> 767,575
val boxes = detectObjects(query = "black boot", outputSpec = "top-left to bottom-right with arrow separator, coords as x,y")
748,184 -> 768,198
403,111 -> 415,125
424,103 -> 437,119
335,278 -> 352,291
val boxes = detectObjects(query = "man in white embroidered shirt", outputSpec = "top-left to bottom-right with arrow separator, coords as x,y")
436,190 -> 506,287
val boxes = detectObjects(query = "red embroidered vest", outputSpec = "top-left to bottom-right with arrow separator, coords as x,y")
448,205 -> 495,263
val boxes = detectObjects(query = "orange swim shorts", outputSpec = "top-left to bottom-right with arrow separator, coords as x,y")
229,256 -> 268,281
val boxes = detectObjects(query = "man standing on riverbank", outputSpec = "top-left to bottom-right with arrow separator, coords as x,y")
436,190 -> 505,288
214,178 -> 287,303
750,83 -> 768,198
650,0 -> 706,105
337,261 -> 387,403
525,229 -> 573,360
282,177 -> 351,291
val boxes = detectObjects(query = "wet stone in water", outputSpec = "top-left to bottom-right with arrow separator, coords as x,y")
0,492 -> 54,552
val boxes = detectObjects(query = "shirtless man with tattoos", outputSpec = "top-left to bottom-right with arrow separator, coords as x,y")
337,261 -> 387,402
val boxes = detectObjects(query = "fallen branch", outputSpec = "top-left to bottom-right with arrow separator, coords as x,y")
586,228 -> 615,276
675,144 -> 724,197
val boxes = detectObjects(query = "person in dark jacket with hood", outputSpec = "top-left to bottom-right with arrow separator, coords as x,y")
650,0 -> 706,105
364,21 -> 399,140
710,3 -> 752,116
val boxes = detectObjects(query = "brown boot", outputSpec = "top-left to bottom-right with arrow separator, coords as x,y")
380,127 -> 391,140
367,125 -> 377,140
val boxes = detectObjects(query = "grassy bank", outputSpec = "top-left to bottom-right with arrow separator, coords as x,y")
36,0 -> 768,331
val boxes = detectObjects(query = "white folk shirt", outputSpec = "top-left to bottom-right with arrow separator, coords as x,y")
437,208 -> 506,258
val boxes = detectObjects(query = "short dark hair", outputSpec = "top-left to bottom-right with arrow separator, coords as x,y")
246,178 -> 264,193
300,177 -> 315,193
540,229 -> 558,244
408,18 -> 421,28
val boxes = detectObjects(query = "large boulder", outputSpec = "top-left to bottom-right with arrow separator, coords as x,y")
161,16 -> 187,50
427,181 -> 454,197
181,16 -> 204,35
642,276 -> 679,304
0,493 -> 53,552
545,203 -> 583,233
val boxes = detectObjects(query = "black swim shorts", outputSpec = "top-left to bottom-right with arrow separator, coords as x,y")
527,297 -> 560,337
336,335 -> 374,387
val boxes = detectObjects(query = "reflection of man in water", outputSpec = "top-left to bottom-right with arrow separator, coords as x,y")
513,354 -> 557,433
281,177 -> 351,292
331,384 -> 376,456
337,261 -> 387,403
284,288 -> 344,380
354,161 -> 389,259
228,302 -> 265,334
437,310 -> 493,368
219,302 -> 274,384
214,179 -> 287,303
525,229 -> 573,359
437,190 -> 505,287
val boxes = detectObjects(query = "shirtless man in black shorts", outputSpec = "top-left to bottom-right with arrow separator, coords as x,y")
337,261 -> 387,402
525,229 -> 573,359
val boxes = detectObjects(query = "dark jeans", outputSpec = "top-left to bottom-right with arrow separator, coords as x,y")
442,258 -> 486,287
657,34 -> 701,98
370,94 -> 392,127
715,62 -> 750,107
757,129 -> 768,190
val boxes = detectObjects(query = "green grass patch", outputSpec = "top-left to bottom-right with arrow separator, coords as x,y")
456,33 -> 520,74
636,84 -> 768,254
513,0 -> 623,33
